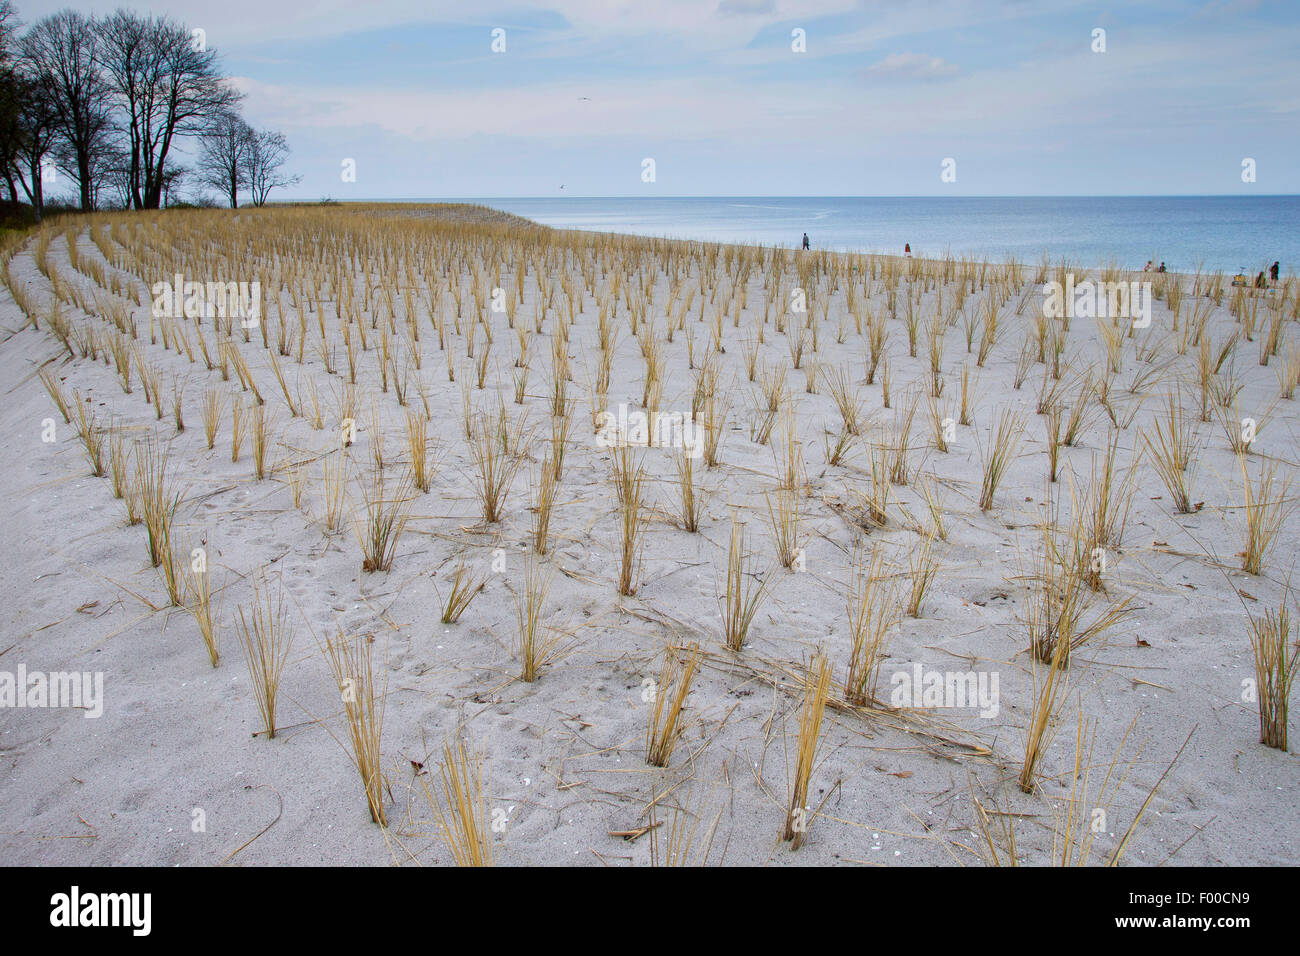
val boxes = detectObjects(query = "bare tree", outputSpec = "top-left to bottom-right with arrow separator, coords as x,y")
0,0 -> 24,202
99,141 -> 133,208
160,161 -> 186,207
243,128 -> 299,206
100,11 -> 240,209
95,9 -> 146,207
6,70 -> 59,217
0,3 -> 61,220
196,110 -> 251,208
22,9 -> 115,210
0,4 -> 17,70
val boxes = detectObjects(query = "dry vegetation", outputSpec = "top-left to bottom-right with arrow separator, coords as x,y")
6,203 -> 1299,866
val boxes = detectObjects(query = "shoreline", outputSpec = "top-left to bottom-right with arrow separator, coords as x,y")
325,200 -> 1272,281
296,197 -> 1294,277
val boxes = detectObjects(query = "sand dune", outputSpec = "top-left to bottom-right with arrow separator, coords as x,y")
0,204 -> 1295,866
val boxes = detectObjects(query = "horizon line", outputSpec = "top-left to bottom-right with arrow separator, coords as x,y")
300,193 -> 1300,201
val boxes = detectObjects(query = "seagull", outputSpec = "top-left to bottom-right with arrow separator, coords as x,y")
578,96 -> 591,101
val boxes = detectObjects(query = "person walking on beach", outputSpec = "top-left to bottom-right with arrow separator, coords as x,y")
1255,271 -> 1267,289
1143,260 -> 1153,272
1158,262 -> 1166,273
904,243 -> 911,258
1270,261 -> 1280,285
801,232 -> 809,251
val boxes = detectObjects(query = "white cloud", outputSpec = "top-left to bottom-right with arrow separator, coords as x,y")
233,73 -> 839,144
866,52 -> 960,79
67,0 -> 856,48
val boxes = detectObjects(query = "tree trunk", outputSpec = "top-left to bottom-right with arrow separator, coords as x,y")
147,136 -> 173,210
78,152 -> 94,210
130,138 -> 143,209
27,157 -> 43,222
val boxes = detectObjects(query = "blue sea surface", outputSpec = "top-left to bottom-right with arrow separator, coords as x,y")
413,196 -> 1297,274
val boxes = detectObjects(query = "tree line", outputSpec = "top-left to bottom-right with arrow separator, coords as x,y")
0,3 -> 299,219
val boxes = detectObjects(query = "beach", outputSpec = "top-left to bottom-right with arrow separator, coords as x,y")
0,202 -> 1296,866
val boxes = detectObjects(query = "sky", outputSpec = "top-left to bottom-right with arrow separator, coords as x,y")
24,0 -> 1300,198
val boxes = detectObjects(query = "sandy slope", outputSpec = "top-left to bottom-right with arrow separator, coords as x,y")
0,209 -> 1296,866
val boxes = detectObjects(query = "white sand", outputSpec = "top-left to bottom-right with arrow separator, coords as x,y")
0,208 -> 1296,866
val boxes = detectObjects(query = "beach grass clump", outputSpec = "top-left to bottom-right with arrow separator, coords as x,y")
906,533 -> 942,617
612,446 -> 649,595
1029,503 -> 1132,666
134,438 -> 182,600
436,559 -> 487,624
1248,603 -> 1298,750
1240,456 -> 1292,576
824,426 -> 859,467
515,556 -> 557,682
469,418 -> 522,524
184,559 -> 221,668
71,393 -> 107,478
230,398 -> 247,462
201,386 -> 224,450
887,399 -> 917,485
354,472 -> 413,573
672,447 -> 704,533
1080,429 -> 1134,564
844,546 -> 897,705
405,408 -> 439,493
769,405 -> 800,489
1043,403 -> 1062,482
978,408 -> 1024,511
1019,613 -> 1072,794
784,653 -> 832,850
38,369 -> 73,424
1143,389 -> 1198,514
322,631 -> 388,825
959,364 -> 976,425
917,475 -> 947,541
423,733 -> 494,866
720,515 -> 768,651
823,364 -> 863,435
648,784 -> 724,867
321,450 -> 349,533
644,643 -> 701,767
765,489 -> 804,570
235,570 -> 294,740
251,404 -> 273,480
530,455 -> 558,554
107,427 -> 133,501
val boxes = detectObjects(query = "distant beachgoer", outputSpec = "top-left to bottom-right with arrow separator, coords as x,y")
1158,262 -> 1166,273
1255,271 -> 1266,288
1270,261 -> 1280,284
904,243 -> 911,258
1143,260 -> 1153,272
801,232 -> 809,251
